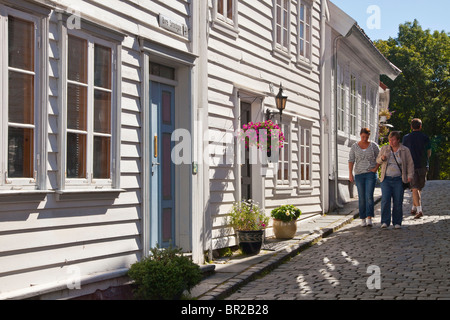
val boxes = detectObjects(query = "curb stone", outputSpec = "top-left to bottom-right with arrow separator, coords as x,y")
191,194 -> 381,300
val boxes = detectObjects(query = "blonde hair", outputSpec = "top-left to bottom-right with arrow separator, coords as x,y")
388,131 -> 401,141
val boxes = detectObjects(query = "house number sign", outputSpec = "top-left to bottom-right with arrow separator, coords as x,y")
159,14 -> 188,38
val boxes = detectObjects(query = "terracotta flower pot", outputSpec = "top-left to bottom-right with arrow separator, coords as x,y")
272,219 -> 297,239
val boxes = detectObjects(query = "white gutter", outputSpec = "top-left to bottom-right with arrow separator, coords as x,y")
333,27 -> 354,210
319,0 -> 329,214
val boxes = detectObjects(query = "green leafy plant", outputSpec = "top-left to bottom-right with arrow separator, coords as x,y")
271,205 -> 301,222
127,245 -> 202,300
228,200 -> 269,231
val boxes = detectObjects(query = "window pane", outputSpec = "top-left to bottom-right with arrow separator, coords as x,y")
283,29 -> 288,48
8,127 -> 34,178
8,71 -> 34,124
150,62 -> 175,80
218,0 -> 224,15
67,132 -> 87,178
93,136 -> 111,179
68,36 -> 87,83
8,16 -> 34,71
94,90 -> 111,134
277,25 -> 281,45
227,0 -> 233,19
67,83 -> 87,131
94,44 -> 111,89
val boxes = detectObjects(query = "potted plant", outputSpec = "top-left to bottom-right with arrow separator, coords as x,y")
228,200 -> 269,255
271,205 -> 301,239
379,108 -> 392,123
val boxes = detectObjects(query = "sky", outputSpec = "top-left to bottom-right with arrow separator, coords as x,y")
330,0 -> 450,41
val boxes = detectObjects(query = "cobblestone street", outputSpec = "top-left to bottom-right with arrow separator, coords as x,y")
226,181 -> 450,300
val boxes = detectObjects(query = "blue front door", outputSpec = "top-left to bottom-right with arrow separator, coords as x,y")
150,82 -> 175,248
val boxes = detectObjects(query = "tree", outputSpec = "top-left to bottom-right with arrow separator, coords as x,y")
375,20 -> 450,180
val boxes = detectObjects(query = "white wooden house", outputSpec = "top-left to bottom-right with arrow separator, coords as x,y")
205,0 -> 326,251
0,0 -> 205,300
321,1 -> 401,210
0,0 -> 399,299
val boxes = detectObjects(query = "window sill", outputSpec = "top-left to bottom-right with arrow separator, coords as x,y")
0,190 -> 51,203
298,186 -> 314,194
212,19 -> 239,39
56,189 -> 125,201
273,186 -> 294,196
296,59 -> 313,71
272,48 -> 291,63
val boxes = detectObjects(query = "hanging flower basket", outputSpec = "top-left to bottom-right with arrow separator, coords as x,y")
238,120 -> 285,152
379,108 -> 393,121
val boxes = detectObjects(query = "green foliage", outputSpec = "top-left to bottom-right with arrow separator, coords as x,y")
127,245 -> 202,300
271,205 -> 301,222
375,20 -> 450,179
228,200 -> 269,231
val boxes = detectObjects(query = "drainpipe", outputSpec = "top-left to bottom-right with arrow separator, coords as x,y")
333,26 -> 354,210
319,0 -> 327,214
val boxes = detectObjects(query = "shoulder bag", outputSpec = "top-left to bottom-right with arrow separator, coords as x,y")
391,147 -> 410,190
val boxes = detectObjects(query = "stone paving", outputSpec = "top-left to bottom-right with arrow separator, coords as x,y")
225,180 -> 450,300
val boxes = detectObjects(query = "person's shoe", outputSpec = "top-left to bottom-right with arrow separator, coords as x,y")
361,219 -> 367,227
414,212 -> 423,219
411,208 -> 417,215
366,218 -> 373,227
394,224 -> 402,229
381,223 -> 388,228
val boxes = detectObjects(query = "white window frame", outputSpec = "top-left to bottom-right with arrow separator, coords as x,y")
369,87 -> 377,135
349,74 -> 358,138
298,121 -> 313,188
275,119 -> 292,188
0,6 -> 47,191
58,21 -> 121,193
273,0 -> 291,59
336,64 -> 346,134
212,0 -> 239,38
297,0 -> 312,67
361,83 -> 368,130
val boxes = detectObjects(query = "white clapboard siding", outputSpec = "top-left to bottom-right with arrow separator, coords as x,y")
208,0 -> 323,249
0,0 -> 191,296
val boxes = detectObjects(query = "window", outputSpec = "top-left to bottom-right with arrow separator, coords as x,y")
277,122 -> 290,186
361,83 -> 368,130
275,0 -> 290,52
349,74 -> 357,136
217,0 -> 234,23
213,0 -> 238,38
369,87 -> 376,134
298,0 -> 312,63
1,7 -> 44,189
62,30 -> 118,189
299,126 -> 312,187
337,64 -> 345,132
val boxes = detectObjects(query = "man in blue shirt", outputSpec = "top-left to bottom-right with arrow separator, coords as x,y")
402,119 -> 431,219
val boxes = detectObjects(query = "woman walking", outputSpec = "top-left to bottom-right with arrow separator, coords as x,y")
349,128 -> 380,227
377,131 -> 414,229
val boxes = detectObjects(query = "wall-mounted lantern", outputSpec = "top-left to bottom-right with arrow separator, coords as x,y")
266,83 -> 287,122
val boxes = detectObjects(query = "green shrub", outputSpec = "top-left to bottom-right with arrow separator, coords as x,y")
127,245 -> 202,300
